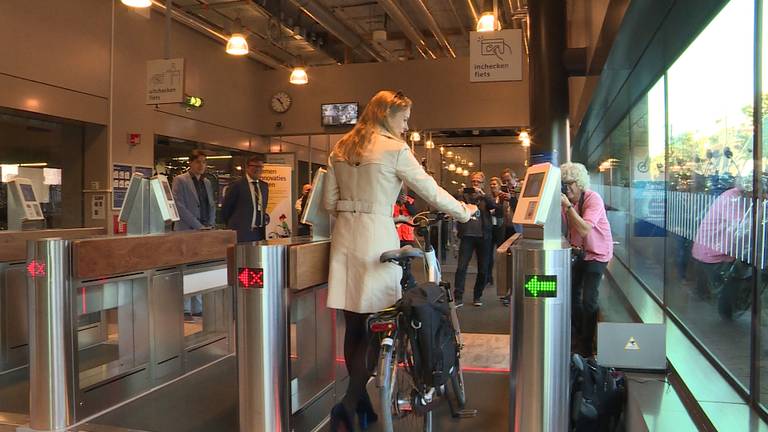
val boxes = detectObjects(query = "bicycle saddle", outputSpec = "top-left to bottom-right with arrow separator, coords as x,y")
379,245 -> 424,263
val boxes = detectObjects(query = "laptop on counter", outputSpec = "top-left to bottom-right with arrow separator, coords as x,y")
596,322 -> 667,372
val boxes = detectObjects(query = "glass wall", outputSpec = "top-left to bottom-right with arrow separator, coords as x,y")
628,79 -> 667,297
0,110 -> 84,230
583,0 -> 760,398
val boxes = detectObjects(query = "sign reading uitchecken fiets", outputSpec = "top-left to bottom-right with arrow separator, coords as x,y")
146,58 -> 185,104
469,29 -> 523,83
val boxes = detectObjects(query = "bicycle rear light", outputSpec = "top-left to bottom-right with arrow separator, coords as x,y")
370,320 -> 397,333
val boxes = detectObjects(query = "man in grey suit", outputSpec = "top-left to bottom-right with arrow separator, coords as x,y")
222,155 -> 269,242
172,149 -> 215,231
172,149 -> 215,319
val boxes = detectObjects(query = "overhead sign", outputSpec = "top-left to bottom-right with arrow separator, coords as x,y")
524,275 -> 557,298
469,30 -> 522,82
146,58 -> 185,104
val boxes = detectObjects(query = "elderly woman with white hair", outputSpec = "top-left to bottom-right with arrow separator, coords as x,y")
560,162 -> 613,357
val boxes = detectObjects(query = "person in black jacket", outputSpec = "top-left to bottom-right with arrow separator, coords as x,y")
222,155 -> 270,242
454,171 -> 497,307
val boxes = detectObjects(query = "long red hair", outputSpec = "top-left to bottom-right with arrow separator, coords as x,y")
332,90 -> 412,164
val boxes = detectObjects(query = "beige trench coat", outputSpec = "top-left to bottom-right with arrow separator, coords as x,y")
323,131 -> 472,313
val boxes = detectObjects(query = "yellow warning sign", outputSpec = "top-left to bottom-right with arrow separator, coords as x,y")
624,337 -> 640,350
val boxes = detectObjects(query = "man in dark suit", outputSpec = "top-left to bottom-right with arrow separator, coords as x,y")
222,155 -> 270,242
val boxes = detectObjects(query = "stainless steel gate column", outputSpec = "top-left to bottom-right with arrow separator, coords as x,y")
235,243 -> 289,432
508,239 -> 570,431
28,238 -> 74,432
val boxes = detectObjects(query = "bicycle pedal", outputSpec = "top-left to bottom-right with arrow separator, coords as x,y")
456,409 -> 478,418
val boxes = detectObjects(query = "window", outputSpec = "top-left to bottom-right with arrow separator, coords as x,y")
665,0 -> 754,389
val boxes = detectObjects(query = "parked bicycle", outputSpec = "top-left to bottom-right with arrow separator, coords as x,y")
367,211 -> 477,432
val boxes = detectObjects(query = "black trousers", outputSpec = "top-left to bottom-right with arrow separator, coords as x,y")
571,259 -> 608,355
486,226 -> 506,283
454,236 -> 490,301
341,310 -> 372,411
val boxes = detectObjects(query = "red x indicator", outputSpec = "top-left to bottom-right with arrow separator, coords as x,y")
26,260 -> 46,277
238,267 -> 264,289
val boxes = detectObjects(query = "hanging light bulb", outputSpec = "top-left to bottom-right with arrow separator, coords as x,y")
410,131 -> 421,142
439,146 -> 445,154
289,66 -> 309,85
121,0 -> 151,7
425,139 -> 435,149
463,169 -> 470,176
468,162 -> 474,167
448,163 -> 456,172
477,12 -> 500,32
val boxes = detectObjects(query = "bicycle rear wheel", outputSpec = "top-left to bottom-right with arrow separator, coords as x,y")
378,339 -> 432,432
450,359 -> 467,409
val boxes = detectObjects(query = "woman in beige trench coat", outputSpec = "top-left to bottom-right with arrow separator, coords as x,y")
323,90 -> 476,431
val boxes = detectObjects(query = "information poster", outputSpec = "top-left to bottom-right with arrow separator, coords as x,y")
260,164 -> 293,239
112,164 -> 133,210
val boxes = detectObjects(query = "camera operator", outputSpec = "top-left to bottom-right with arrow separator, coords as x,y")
501,168 -> 521,236
561,162 -> 613,357
454,171 -> 497,307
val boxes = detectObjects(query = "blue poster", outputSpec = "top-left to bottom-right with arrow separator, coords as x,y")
632,180 -> 665,237
112,164 -> 133,210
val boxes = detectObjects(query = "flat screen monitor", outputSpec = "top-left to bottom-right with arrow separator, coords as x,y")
321,103 -> 358,126
522,172 -> 545,198
20,183 -> 36,202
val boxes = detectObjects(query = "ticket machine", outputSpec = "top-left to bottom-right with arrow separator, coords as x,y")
118,173 -> 180,234
499,162 -> 571,432
7,177 -> 45,230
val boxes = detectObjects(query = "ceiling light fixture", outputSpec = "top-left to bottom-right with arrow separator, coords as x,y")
448,163 -> 456,172
226,18 -> 249,55
410,131 -> 421,142
477,12 -> 500,32
463,169 -> 470,176
425,139 -> 435,149
121,0 -> 151,7
446,150 -> 454,157
289,66 -> 309,85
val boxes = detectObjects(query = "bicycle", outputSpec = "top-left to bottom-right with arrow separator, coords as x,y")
367,211 -> 477,432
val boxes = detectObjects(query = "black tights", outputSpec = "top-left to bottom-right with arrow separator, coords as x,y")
342,310 -> 372,413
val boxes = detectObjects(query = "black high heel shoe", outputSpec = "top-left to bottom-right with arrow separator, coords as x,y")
330,403 -> 355,432
356,392 -> 378,430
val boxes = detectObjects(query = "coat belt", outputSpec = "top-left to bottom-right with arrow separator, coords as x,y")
336,200 -> 391,216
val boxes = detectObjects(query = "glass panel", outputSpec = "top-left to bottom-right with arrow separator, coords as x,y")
760,0 -> 768,408
603,116 -> 631,263
289,287 -> 335,413
183,266 -> 230,348
628,78 -> 667,297
77,278 -> 149,389
0,111 -> 84,230
665,0 -> 754,389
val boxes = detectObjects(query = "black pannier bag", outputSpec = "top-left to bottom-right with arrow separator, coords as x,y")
401,282 -> 457,388
570,353 -> 626,432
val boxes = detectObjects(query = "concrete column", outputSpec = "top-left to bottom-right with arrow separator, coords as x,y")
528,0 -> 569,164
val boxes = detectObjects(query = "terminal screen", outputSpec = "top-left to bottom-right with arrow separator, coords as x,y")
20,184 -> 36,202
523,172 -> 545,198
161,180 -> 174,202
524,275 -> 557,298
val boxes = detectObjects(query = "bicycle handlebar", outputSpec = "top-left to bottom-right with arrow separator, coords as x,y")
393,211 -> 448,228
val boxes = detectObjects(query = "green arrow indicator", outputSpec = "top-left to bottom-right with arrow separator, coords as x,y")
524,275 -> 558,298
